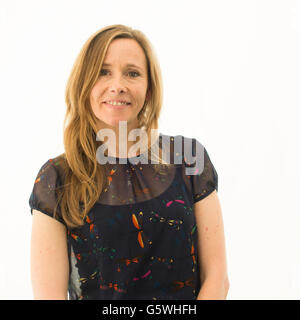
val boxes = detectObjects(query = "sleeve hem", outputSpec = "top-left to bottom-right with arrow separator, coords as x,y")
193,187 -> 217,204
30,207 -> 67,228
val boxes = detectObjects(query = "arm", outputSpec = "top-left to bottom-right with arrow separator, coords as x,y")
194,190 -> 230,300
30,209 -> 69,300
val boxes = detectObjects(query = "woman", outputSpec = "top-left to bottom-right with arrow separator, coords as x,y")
29,24 -> 229,300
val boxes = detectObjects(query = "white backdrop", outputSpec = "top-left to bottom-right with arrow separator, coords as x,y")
0,0 -> 299,300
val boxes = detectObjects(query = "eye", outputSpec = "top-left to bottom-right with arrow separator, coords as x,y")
99,69 -> 140,78
99,69 -> 109,76
128,71 -> 140,78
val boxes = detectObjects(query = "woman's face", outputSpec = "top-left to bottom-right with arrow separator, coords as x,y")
90,38 -> 149,130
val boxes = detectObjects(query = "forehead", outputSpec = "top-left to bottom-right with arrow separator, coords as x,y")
103,38 -> 147,70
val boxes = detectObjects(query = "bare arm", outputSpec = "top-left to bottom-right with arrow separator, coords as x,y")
194,190 -> 230,299
30,209 -> 69,299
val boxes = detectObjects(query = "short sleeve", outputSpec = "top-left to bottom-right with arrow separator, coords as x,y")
183,138 -> 218,204
28,159 -> 66,227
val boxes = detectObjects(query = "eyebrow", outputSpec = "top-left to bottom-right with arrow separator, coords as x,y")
102,63 -> 144,71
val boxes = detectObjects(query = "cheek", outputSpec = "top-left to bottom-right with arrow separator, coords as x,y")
89,91 -> 101,117
133,85 -> 148,103
90,87 -> 100,102
90,81 -> 104,99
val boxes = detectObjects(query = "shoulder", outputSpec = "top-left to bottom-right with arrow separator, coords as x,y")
49,153 -> 68,174
159,132 -> 204,151
34,153 -> 67,186
29,154 -> 68,226
159,132 -> 205,166
48,153 -> 67,170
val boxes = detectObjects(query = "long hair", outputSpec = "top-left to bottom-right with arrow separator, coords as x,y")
54,24 -> 171,229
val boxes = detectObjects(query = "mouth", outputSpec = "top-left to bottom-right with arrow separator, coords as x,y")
103,101 -> 131,110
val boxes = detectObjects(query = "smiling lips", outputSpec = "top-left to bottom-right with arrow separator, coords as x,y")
103,101 -> 131,110
104,100 -> 131,105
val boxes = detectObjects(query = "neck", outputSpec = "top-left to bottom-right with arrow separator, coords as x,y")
96,119 -> 156,158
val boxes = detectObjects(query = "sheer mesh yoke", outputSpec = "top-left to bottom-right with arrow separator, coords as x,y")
28,133 -> 218,300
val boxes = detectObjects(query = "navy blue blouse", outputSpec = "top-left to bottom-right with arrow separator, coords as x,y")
29,133 -> 218,300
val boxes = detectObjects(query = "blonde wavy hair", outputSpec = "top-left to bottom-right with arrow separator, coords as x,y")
54,24 -> 172,229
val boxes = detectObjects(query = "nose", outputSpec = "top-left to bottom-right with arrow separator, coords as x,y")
109,75 -> 127,93
109,86 -> 126,94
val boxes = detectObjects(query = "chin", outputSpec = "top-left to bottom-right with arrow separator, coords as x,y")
95,112 -> 140,128
102,118 -> 131,128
